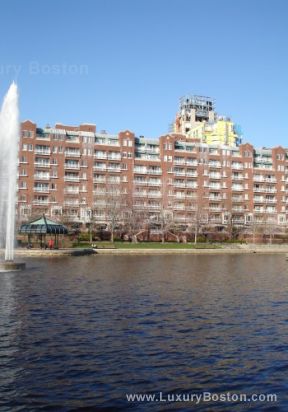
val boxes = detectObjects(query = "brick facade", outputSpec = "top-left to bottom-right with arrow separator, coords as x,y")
17,121 -> 288,235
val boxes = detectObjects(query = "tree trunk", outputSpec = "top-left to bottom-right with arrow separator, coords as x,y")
194,227 -> 198,244
132,234 -> 138,243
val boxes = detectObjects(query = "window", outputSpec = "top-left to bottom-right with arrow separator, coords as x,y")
19,194 -> 26,201
22,130 -> 33,138
19,181 -> 27,189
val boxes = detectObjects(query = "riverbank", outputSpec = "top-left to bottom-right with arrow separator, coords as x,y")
7,244 -> 288,257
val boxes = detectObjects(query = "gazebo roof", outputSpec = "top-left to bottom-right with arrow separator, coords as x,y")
19,216 -> 68,235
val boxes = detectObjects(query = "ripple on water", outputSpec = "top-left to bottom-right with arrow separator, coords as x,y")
0,254 -> 288,411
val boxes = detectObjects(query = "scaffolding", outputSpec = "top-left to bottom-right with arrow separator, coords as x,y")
179,95 -> 215,121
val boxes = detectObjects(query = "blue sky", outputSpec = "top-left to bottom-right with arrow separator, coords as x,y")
0,0 -> 287,147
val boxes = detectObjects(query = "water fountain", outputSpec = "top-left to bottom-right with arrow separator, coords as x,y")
0,82 -> 25,271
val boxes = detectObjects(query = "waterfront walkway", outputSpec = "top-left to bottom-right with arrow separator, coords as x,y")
5,244 -> 288,257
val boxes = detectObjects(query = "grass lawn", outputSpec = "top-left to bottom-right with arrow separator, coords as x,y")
91,241 -> 221,249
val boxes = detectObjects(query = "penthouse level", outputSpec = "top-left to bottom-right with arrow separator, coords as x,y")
17,121 -> 288,232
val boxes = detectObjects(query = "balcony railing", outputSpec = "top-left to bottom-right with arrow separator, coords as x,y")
34,187 -> 50,193
33,199 -> 49,205
64,189 -> 80,194
65,151 -> 81,157
34,149 -> 51,155
64,176 -> 80,182
64,164 -> 80,170
34,162 -> 50,168
34,174 -> 50,180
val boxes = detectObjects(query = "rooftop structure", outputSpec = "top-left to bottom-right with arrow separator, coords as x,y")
174,95 -> 242,146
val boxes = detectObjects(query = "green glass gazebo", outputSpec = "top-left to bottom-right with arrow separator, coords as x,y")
19,215 -> 68,248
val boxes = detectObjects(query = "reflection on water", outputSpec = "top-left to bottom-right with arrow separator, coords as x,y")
0,254 -> 288,411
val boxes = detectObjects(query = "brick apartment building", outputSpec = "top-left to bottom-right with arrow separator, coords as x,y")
17,119 -> 288,239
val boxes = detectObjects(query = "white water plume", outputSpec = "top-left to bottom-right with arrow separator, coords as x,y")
0,83 -> 20,261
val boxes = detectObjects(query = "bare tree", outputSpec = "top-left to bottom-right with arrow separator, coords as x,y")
157,176 -> 181,243
124,207 -> 150,242
188,191 -> 209,244
105,182 -> 127,242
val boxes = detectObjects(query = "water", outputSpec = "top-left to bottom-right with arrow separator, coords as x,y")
0,254 -> 288,411
0,83 -> 20,261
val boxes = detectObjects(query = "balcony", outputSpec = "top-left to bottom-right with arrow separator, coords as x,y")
93,190 -> 106,195
174,171 -> 186,176
64,201 -> 80,206
65,151 -> 81,157
34,174 -> 50,180
173,205 -> 185,210
174,194 -> 186,199
147,181 -> 161,186
147,169 -> 162,175
107,166 -> 121,173
231,163 -> 243,170
174,159 -> 185,165
254,197 -> 265,203
174,182 -> 186,188
231,186 -> 244,192
232,219 -> 245,224
64,176 -> 80,182
186,172 -> 198,178
33,200 -> 49,205
186,205 -> 196,211
134,168 -> 147,174
34,162 -> 50,168
209,162 -> 222,169
64,163 -> 80,170
134,182 -> 147,186
253,176 -> 277,183
34,149 -> 51,155
94,153 -> 107,159
148,192 -> 162,198
254,187 -> 277,193
93,165 -> 106,171
108,155 -> 121,161
254,209 -> 265,213
93,178 -> 106,183
210,218 -> 223,223
34,187 -> 50,193
147,204 -> 161,209
133,204 -> 145,209
64,189 -> 80,195
209,196 -> 222,201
